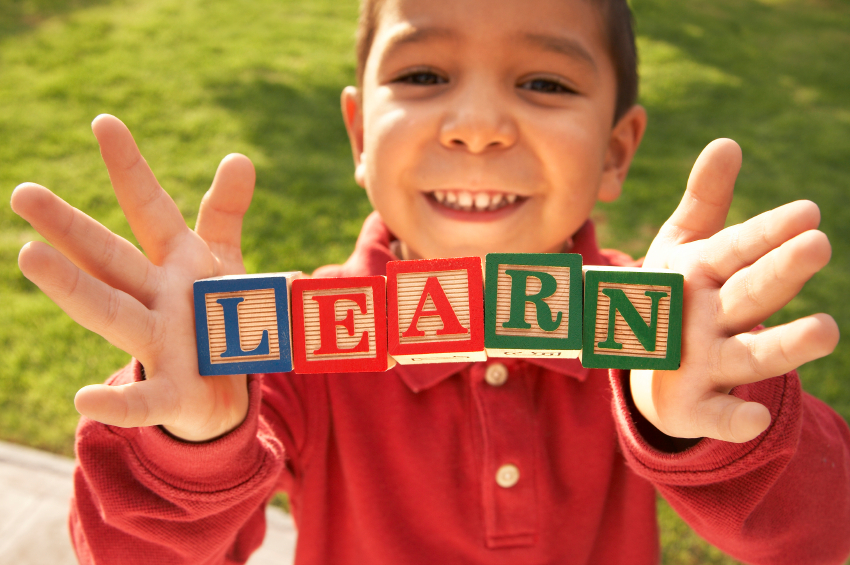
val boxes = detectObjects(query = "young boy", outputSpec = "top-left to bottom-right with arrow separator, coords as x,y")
10,0 -> 850,563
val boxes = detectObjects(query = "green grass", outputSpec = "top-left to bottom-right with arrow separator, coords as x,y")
0,0 -> 848,563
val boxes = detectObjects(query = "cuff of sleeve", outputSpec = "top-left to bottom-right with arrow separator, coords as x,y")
610,368 -> 803,486
104,360 -> 281,492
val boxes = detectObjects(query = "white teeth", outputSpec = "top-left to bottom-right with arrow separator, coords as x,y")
489,193 -> 504,210
429,190 -> 521,212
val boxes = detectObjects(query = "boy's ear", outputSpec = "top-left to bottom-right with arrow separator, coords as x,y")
341,86 -> 367,188
598,105 -> 647,203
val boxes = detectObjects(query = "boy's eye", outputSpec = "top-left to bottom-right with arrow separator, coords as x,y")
394,70 -> 448,86
518,78 -> 576,94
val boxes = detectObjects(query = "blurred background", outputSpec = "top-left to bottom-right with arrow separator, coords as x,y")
1,0 -> 848,563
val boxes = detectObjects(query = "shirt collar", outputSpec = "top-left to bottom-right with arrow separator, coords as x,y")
392,357 -> 590,393
326,211 -> 609,392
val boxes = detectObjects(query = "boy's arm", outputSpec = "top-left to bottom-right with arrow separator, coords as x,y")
70,363 -> 287,564
621,139 -> 850,563
12,115 -> 300,562
613,367 -> 850,565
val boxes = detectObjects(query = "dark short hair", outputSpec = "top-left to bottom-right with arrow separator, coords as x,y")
355,0 -> 638,123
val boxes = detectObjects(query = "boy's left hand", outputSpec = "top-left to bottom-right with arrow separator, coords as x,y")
631,138 -> 839,444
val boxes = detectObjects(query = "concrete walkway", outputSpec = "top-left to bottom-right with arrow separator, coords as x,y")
0,441 -> 296,564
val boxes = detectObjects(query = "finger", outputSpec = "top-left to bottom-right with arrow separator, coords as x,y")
11,183 -> 160,307
700,200 -> 821,284
91,114 -> 189,265
195,153 -> 255,267
691,393 -> 772,443
717,229 -> 831,334
75,378 -> 179,429
711,314 -> 839,390
654,139 -> 742,251
18,241 -> 159,360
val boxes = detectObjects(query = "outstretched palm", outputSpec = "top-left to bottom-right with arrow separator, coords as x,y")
631,139 -> 838,443
13,115 -> 255,442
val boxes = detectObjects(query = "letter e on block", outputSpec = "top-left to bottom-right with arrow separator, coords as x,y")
193,272 -> 300,376
484,253 -> 583,358
291,276 -> 389,373
387,257 -> 485,364
581,266 -> 683,370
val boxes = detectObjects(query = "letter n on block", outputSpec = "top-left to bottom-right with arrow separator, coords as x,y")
291,277 -> 389,373
484,253 -> 583,358
193,272 -> 300,376
581,267 -> 683,370
387,257 -> 485,364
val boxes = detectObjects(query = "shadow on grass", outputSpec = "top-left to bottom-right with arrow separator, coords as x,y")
0,0 -> 119,40
210,76 -> 372,274
601,0 -> 850,248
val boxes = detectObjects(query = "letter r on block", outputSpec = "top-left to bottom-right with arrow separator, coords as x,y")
501,269 -> 563,332
484,253 -> 582,357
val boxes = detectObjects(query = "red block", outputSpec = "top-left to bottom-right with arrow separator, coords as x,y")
387,257 -> 485,364
291,276 -> 389,373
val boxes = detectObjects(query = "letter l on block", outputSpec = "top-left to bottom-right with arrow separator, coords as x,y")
193,272 -> 300,376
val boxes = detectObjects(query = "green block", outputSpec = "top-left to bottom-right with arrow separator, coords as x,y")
484,253 -> 583,358
582,267 -> 683,370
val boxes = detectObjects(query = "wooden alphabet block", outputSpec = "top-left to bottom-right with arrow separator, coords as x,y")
291,276 -> 389,373
193,272 -> 301,376
484,253 -> 583,358
387,257 -> 485,364
581,266 -> 683,370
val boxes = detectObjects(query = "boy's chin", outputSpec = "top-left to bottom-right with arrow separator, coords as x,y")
401,234 -> 568,261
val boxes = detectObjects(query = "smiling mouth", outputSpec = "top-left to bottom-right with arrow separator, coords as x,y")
427,190 -> 527,212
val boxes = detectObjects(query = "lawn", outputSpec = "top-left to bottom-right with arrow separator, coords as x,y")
1,0 -> 848,563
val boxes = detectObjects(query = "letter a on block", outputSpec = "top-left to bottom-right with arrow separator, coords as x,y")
484,253 -> 582,358
193,272 -> 300,376
387,257 -> 485,364
581,266 -> 683,370
291,276 -> 389,373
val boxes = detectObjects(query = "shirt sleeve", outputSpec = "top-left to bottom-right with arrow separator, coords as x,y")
69,360 -> 302,565
610,368 -> 850,565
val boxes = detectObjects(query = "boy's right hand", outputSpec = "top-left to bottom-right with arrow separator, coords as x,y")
11,115 -> 254,442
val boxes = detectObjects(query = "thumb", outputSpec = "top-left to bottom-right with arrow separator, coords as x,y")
693,392 -> 772,443
646,139 -> 742,266
75,378 -> 179,429
195,153 -> 255,272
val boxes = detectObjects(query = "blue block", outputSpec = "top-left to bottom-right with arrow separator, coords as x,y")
193,272 -> 300,376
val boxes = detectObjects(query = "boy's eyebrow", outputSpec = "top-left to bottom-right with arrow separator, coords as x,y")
521,33 -> 597,70
380,25 -> 458,55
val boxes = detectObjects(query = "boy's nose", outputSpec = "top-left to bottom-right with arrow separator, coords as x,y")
438,90 -> 518,154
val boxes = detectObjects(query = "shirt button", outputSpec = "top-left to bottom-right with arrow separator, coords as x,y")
495,464 -> 520,488
485,363 -> 508,387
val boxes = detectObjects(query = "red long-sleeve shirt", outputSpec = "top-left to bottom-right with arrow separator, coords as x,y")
70,214 -> 850,564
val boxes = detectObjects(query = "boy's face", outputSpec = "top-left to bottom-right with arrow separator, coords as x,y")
343,0 -> 645,260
